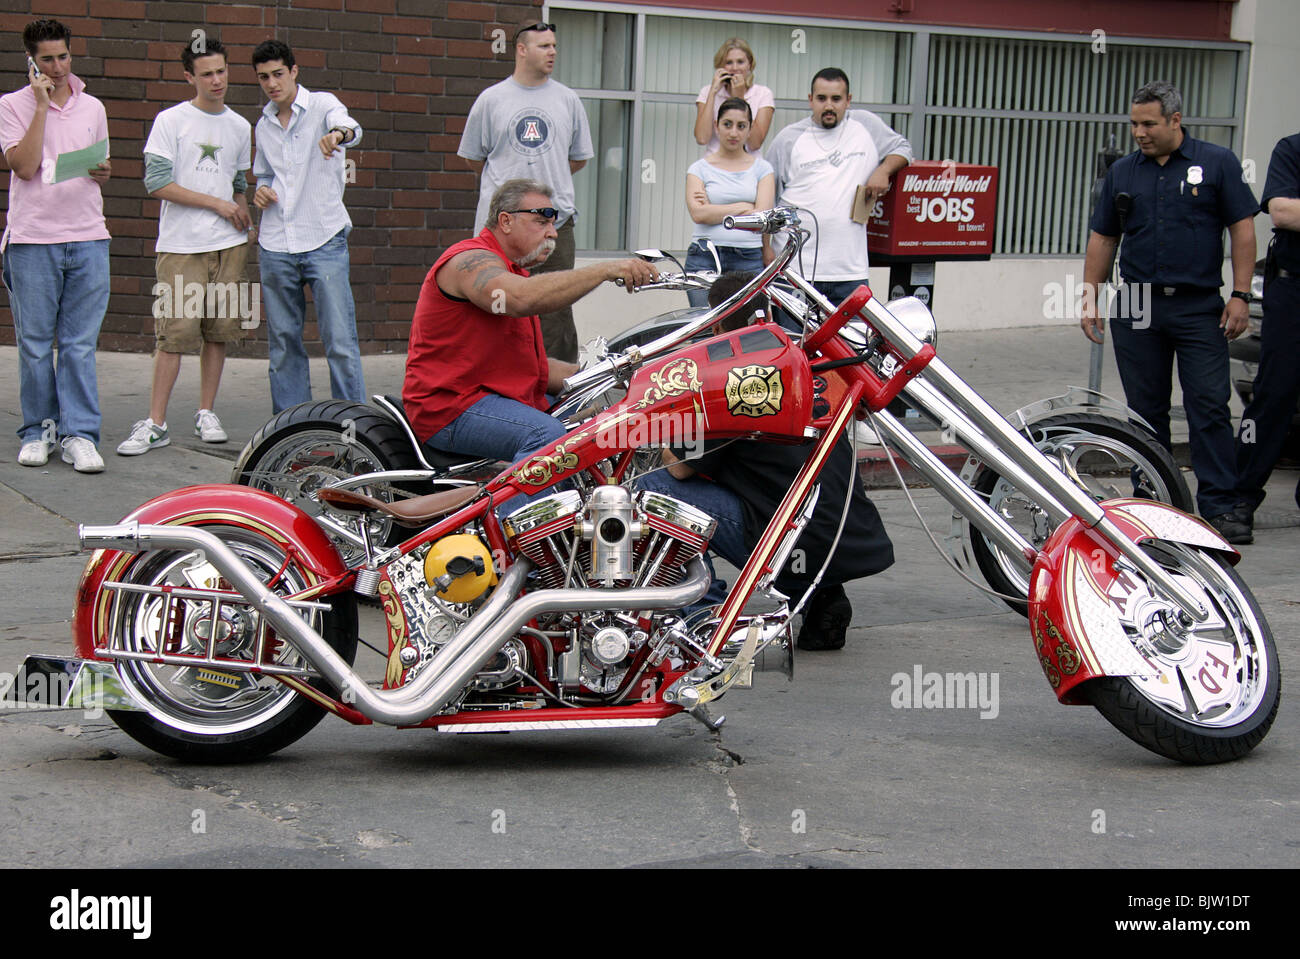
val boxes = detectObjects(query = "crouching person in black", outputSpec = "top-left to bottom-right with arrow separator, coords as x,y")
637,271 -> 893,649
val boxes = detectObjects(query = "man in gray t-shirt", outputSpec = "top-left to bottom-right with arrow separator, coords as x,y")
458,19 -> 594,362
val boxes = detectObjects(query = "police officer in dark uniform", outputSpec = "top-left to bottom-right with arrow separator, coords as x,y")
1234,131 -> 1300,531
1081,80 -> 1258,544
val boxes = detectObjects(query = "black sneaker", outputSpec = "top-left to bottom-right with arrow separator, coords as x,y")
797,584 -> 852,651
1206,511 -> 1253,545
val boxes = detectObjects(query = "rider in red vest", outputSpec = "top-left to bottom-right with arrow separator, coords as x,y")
403,178 -> 656,498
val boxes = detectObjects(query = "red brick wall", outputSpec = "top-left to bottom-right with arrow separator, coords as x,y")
0,0 -> 541,355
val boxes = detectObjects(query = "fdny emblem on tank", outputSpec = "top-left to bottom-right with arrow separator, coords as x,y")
725,365 -> 783,418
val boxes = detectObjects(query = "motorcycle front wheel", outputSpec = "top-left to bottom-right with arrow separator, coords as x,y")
231,400 -> 423,563
970,412 -> 1192,616
1083,540 -> 1280,764
105,524 -> 359,762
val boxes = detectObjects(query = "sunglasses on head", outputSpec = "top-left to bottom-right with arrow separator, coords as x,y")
509,207 -> 560,221
514,21 -> 557,42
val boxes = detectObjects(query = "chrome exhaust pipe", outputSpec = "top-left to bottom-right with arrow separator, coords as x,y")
80,523 -> 711,726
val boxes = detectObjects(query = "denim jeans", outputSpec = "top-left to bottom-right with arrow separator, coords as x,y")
636,468 -> 748,606
426,393 -> 569,509
813,279 -> 871,311
259,229 -> 366,413
3,240 -> 110,444
1110,291 -> 1237,518
685,241 -> 765,308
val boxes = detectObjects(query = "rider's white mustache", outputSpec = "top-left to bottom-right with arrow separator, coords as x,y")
514,237 -> 556,268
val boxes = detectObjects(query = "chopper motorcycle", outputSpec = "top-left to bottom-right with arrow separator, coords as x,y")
35,207 -> 1279,765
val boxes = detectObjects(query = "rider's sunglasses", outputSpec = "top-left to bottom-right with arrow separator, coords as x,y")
509,207 -> 560,222
514,21 -> 557,42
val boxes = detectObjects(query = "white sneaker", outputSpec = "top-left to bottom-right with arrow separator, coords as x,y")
194,409 -> 227,443
18,438 -> 53,467
116,418 -> 170,456
61,436 -> 105,473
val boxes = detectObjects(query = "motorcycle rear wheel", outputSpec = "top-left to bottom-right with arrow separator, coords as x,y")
1083,541 -> 1280,764
970,413 -> 1192,616
231,400 -> 423,563
105,524 -> 359,763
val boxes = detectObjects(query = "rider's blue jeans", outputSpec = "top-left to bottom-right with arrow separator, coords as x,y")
425,393 -> 568,509
636,467 -> 747,606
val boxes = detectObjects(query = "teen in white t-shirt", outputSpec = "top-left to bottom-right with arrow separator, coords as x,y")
116,42 -> 252,458
145,100 -> 251,253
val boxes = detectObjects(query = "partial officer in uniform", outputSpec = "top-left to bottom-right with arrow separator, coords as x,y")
1081,80 -> 1258,544
1233,131 -> 1300,531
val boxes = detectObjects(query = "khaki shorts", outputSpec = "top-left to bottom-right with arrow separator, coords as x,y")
154,243 -> 251,354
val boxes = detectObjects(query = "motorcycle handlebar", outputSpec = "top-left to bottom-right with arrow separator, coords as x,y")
564,216 -> 803,394
722,206 -> 801,233
612,270 -> 716,291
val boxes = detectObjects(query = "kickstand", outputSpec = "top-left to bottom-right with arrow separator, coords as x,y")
689,705 -> 726,732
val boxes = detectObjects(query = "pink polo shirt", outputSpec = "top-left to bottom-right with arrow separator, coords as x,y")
0,73 -> 110,245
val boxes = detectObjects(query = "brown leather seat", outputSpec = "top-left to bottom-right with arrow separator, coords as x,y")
317,485 -> 482,526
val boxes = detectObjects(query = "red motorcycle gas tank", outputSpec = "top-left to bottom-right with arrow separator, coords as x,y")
624,322 -> 814,441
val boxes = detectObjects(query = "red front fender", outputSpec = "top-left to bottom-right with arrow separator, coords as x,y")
1026,498 -> 1237,704
73,484 -> 349,660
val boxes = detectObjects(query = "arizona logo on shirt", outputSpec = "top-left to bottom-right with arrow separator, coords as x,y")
509,109 -> 552,157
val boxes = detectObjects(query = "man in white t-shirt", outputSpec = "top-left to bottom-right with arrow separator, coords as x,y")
766,67 -> 912,305
458,17 -> 594,363
117,39 -> 252,455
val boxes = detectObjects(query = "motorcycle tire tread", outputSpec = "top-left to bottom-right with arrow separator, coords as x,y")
232,400 -> 421,487
106,593 -> 360,764
1084,672 -> 1281,764
1082,551 -> 1281,765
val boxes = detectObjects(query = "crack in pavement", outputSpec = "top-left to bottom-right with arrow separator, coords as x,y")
150,767 -> 349,856
701,730 -> 760,853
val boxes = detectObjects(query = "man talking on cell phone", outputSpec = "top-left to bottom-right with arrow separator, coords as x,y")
1,18 -> 112,473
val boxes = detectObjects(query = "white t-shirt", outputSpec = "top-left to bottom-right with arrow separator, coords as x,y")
144,101 -> 251,254
696,82 -> 775,156
767,110 -> 912,281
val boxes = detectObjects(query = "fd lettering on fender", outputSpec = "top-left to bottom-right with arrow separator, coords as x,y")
725,365 -> 783,418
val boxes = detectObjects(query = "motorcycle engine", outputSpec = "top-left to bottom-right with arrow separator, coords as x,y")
504,486 -> 718,693
503,487 -> 716,592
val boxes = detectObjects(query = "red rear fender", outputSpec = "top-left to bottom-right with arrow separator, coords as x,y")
73,485 -> 349,659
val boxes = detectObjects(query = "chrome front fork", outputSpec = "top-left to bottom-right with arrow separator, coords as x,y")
789,278 -> 1211,624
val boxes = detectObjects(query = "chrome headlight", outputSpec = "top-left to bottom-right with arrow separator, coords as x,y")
883,295 -> 938,349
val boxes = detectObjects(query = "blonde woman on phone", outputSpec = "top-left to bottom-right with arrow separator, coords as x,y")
684,98 -> 775,306
693,38 -> 774,155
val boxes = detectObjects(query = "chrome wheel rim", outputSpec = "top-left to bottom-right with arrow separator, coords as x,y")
986,429 -> 1180,598
112,527 -> 321,736
243,428 -> 403,563
1110,542 -> 1270,728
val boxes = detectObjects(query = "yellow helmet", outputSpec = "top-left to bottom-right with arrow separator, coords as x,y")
423,534 -> 498,604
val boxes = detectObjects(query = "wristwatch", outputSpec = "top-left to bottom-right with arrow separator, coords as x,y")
1229,290 -> 1254,303
330,126 -> 353,145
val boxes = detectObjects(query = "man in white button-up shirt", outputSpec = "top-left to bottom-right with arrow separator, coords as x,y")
251,39 -> 365,413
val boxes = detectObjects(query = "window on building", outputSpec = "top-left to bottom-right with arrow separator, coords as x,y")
550,3 -> 1246,258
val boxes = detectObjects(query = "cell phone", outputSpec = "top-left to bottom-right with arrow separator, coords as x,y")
27,56 -> 37,77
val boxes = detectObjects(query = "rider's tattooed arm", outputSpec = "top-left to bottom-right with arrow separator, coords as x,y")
437,248 -> 660,318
